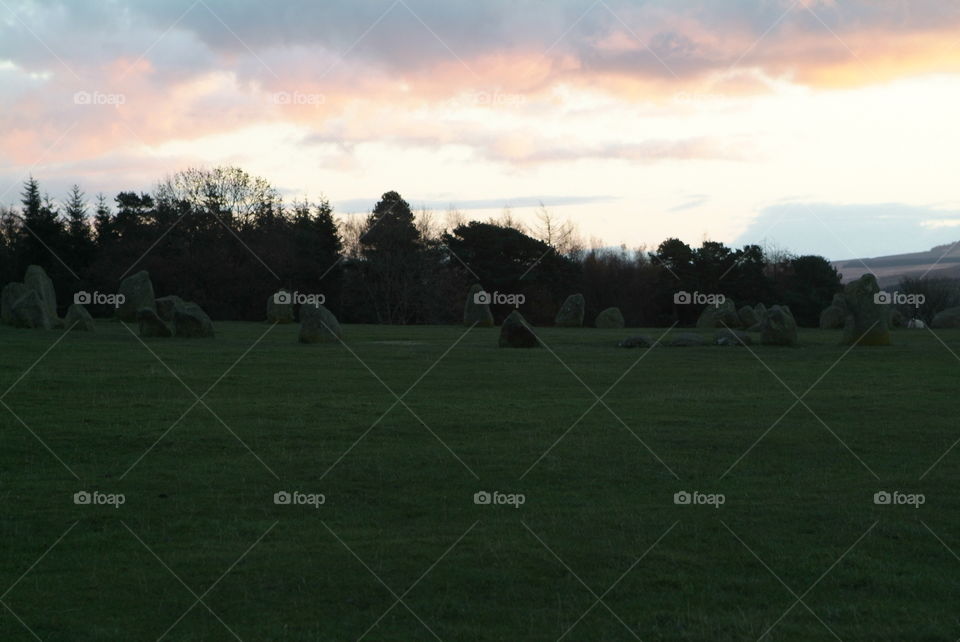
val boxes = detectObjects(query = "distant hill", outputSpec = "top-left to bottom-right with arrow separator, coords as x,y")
832,242 -> 960,287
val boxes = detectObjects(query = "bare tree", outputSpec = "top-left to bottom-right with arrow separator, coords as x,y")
155,166 -> 282,228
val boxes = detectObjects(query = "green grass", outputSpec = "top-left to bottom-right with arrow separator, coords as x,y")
2,321 -> 960,640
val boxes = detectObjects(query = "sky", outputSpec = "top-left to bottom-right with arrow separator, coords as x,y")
2,0 -> 960,259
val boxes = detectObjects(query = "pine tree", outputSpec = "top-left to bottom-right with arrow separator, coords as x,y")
93,193 -> 114,245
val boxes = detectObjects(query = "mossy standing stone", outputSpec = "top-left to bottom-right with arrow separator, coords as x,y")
156,295 -> 186,322
1,282 -> 29,325
696,298 -> 739,329
555,294 -> 585,327
137,307 -> 172,338
24,265 -> 58,323
932,307 -> 960,329
760,305 -> 798,346
617,335 -> 654,349
738,305 -> 759,329
117,271 -> 156,322
499,310 -> 539,348
299,303 -> 342,344
595,307 -> 625,329
840,275 -> 891,346
65,304 -> 95,331
173,302 -> 215,338
9,290 -> 52,329
267,290 -> 295,324
463,284 -> 494,327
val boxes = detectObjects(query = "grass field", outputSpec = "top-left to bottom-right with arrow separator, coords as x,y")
2,321 -> 960,641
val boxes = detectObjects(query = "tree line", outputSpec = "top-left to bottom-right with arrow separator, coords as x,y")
0,166 -> 854,327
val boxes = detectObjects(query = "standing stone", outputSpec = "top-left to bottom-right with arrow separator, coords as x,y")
137,308 -> 172,338
65,304 -> 95,331
696,298 -> 739,329
463,284 -> 494,327
617,335 -> 654,349
932,307 -> 960,329
841,274 -> 891,346
156,295 -> 186,322
9,290 -> 52,329
555,294 -> 585,327
299,303 -> 342,344
267,290 -> 295,324
24,265 -> 58,322
890,309 -> 906,328
715,329 -> 752,346
595,307 -> 625,329
1,282 -> 29,325
819,302 -> 846,330
499,310 -> 539,348
738,305 -> 759,329
117,271 -> 156,322
760,305 -> 798,346
173,302 -> 214,338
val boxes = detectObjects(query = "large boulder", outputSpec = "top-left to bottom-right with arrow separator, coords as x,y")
64,304 -> 94,331
499,310 -> 539,348
696,298 -> 739,329
554,294 -> 585,327
890,308 -> 906,328
738,305 -> 759,329
9,290 -> 52,329
117,271 -> 156,322
617,335 -> 654,349
819,303 -> 846,330
463,284 -> 494,327
137,307 -> 171,337
715,329 -> 752,346
666,333 -> 709,347
840,275 -> 891,346
24,265 -> 58,323
931,307 -> 960,329
299,303 -> 342,344
156,295 -> 186,322
173,302 -> 214,338
1,282 -> 29,325
760,305 -> 798,346
595,307 -> 625,329
267,290 -> 295,324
